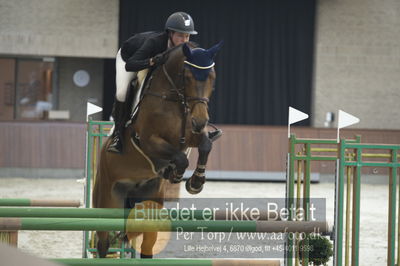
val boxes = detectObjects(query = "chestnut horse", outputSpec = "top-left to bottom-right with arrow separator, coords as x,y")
92,42 -> 222,258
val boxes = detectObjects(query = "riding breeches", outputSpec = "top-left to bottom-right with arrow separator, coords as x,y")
115,49 -> 148,102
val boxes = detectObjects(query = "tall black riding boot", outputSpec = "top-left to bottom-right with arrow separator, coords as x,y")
108,100 -> 126,154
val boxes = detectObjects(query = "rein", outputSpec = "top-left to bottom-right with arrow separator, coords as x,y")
144,63 -> 210,149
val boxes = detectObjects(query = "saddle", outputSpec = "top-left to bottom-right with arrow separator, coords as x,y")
125,68 -> 154,126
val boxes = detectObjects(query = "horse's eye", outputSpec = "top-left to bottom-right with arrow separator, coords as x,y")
185,75 -> 192,83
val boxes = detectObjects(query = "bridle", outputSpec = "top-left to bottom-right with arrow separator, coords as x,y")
144,60 -> 214,149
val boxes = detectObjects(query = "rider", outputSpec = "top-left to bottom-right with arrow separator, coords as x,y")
108,11 -> 222,153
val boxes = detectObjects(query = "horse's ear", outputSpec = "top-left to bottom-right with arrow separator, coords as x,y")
207,41 -> 224,59
182,43 -> 192,61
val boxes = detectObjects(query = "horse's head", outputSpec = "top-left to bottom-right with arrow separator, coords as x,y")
173,41 -> 223,133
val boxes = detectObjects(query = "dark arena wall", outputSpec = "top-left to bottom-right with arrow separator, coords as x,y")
103,0 -> 316,126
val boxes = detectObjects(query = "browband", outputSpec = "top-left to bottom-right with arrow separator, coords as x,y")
184,61 -> 215,69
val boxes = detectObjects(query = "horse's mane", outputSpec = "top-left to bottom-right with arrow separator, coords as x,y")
164,41 -> 199,59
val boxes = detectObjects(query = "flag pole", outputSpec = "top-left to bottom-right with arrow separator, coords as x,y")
288,106 -> 309,138
337,110 -> 360,143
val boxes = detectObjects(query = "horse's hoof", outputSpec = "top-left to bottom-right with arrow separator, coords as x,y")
171,179 -> 182,184
163,167 -> 182,183
96,239 -> 110,258
185,178 -> 204,194
170,174 -> 183,184
162,166 -> 174,180
140,253 -> 153,259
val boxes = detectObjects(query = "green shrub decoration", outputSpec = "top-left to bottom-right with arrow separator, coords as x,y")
299,234 -> 333,266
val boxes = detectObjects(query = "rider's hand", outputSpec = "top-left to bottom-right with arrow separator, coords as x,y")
151,52 -> 168,67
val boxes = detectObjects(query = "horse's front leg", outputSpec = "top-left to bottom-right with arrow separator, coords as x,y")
141,135 -> 189,183
186,133 -> 212,194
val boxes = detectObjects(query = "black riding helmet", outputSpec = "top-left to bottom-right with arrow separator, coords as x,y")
165,12 -> 198,35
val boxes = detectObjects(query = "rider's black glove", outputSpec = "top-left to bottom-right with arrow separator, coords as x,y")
151,52 -> 168,66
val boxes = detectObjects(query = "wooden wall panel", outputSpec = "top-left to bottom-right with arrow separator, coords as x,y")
188,126 -> 400,174
0,122 -> 86,169
1,122 -> 400,173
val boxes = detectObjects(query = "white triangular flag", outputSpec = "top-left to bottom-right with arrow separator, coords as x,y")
86,102 -> 103,121
337,110 -> 360,142
289,107 -> 309,124
288,106 -> 309,138
338,110 -> 360,129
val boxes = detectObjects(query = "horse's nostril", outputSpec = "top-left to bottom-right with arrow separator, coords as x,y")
192,118 -> 208,133
191,119 -> 200,131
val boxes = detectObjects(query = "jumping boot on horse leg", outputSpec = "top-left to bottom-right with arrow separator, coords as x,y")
186,166 -> 206,194
208,129 -> 222,142
108,100 -> 126,154
186,134 -> 212,194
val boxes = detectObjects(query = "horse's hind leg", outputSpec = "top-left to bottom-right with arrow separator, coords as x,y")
126,199 -> 164,259
96,231 -> 110,258
140,232 -> 158,258
186,133 -> 212,194
93,177 -> 120,258
125,232 -> 157,259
